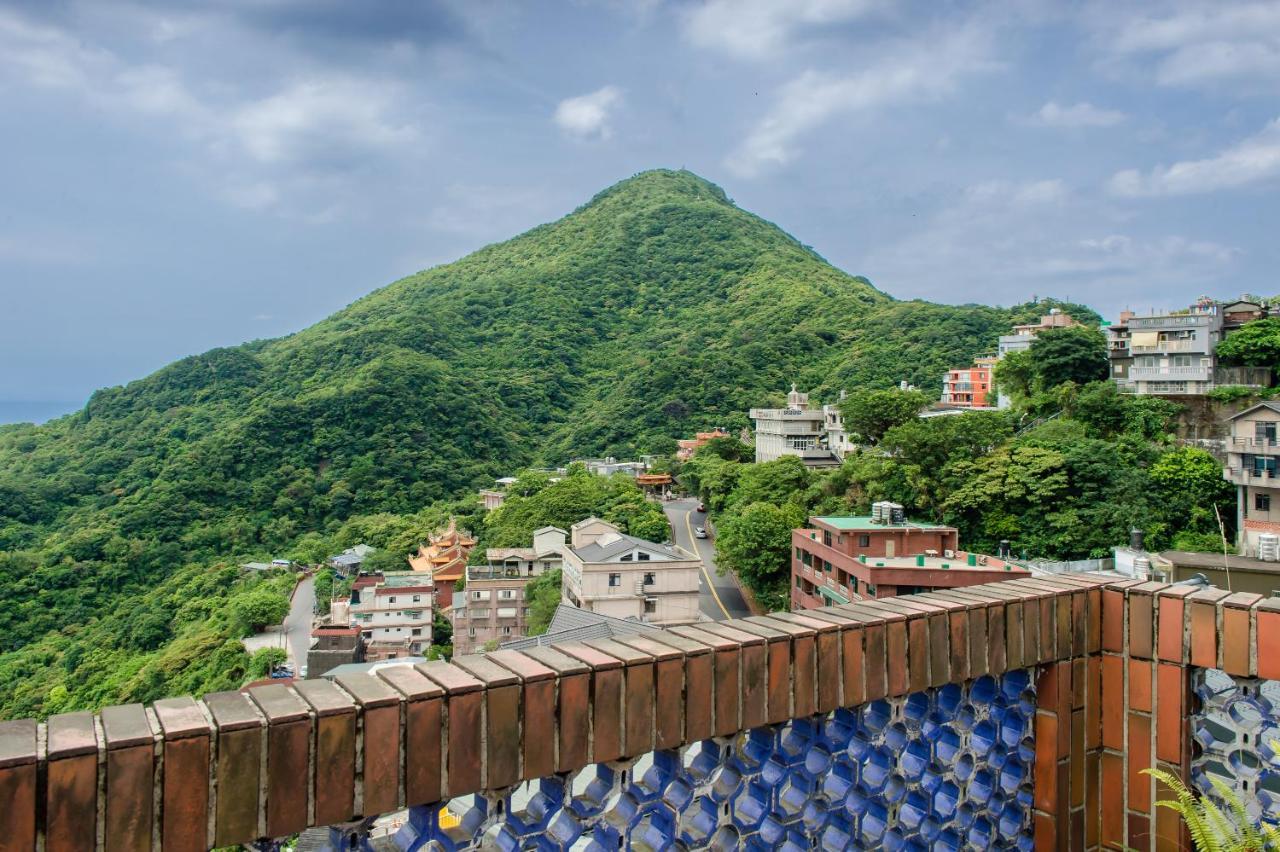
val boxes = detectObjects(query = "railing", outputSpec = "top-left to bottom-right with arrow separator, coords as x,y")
1130,340 -> 1202,354
1129,365 -> 1211,380
3,577 -> 1277,850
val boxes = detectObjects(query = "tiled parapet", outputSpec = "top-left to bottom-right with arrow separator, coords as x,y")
0,574 -> 1274,851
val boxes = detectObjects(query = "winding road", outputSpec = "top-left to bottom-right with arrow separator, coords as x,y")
664,498 -> 751,620
284,573 -> 316,674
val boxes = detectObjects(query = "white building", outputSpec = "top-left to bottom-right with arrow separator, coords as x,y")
1224,402 -> 1280,557
347,573 -> 433,659
561,518 -> 701,625
451,526 -> 568,654
749,385 -> 843,467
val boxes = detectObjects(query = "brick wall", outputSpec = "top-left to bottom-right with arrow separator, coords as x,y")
0,575 -> 1274,850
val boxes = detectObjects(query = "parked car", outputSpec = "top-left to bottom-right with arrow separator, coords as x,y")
696,502 -> 706,513
695,526 -> 708,539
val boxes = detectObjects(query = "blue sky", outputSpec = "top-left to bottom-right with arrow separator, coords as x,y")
1,0 -> 1278,419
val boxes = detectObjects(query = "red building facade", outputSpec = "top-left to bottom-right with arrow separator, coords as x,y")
791,513 -> 1028,608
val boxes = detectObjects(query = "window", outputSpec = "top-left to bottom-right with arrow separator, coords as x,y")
468,628 -> 476,638
497,606 -> 517,618
412,595 -> 421,603
850,577 -> 859,593
608,573 -> 622,587
866,585 -> 877,596
503,627 -> 512,635
823,530 -> 832,547
470,608 -> 490,619
643,572 -> 656,586
1258,422 -> 1278,444
499,589 -> 516,600
471,590 -> 491,601
638,552 -> 650,561
388,596 -> 396,603
543,561 -> 552,570
412,628 -> 422,636
644,598 -> 657,614
858,534 -> 871,547
1258,493 -> 1272,512
621,553 -> 633,561
408,610 -> 422,619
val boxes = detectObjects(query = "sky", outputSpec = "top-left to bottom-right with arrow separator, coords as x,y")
1,0 -> 1278,420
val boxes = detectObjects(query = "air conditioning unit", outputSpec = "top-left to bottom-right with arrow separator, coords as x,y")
944,549 -> 955,559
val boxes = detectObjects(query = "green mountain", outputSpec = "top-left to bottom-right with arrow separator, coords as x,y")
0,169 -> 1096,716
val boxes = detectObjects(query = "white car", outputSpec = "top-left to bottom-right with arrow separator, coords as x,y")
694,526 -> 708,539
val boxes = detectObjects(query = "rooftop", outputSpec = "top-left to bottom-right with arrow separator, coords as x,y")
572,532 -> 690,563
811,515 -> 953,531
500,603 -> 664,649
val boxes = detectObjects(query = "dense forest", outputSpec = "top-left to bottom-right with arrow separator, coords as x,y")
0,169 -> 1113,716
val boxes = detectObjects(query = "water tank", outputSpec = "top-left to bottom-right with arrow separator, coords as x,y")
1258,534 -> 1280,562
1132,556 -> 1151,579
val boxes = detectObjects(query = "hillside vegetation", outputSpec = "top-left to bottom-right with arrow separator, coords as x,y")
0,169 -> 1096,716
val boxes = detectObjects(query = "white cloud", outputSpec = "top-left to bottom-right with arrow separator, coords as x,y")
682,0 -> 880,60
1030,100 -> 1125,128
966,179 -> 1069,205
1108,118 -> 1280,196
553,85 -> 622,140
725,28 -> 995,177
1100,2 -> 1280,87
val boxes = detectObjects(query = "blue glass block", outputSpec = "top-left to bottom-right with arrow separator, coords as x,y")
661,775 -> 694,814
819,814 -> 854,851
920,762 -> 945,795
971,719 -> 997,757
846,730 -> 872,762
885,721 -> 909,752
708,825 -> 742,850
844,784 -> 869,818
884,773 -> 907,804
736,729 -> 774,773
1015,783 -> 1034,810
919,815 -> 942,844
999,757 -> 1026,794
822,760 -> 855,802
968,815 -> 995,850
968,769 -> 995,806
860,801 -> 890,845
936,683 -> 963,717
1000,714 -> 1026,748
1017,735 -> 1035,764
862,747 -> 893,793
732,781 -> 770,831
755,815 -> 789,847
629,804 -> 677,851
901,740 -> 931,781
932,780 -> 960,822
934,725 -> 962,764
803,742 -> 834,779
801,796 -> 829,835
970,675 -> 998,707
953,753 -> 975,783
777,772 -> 816,817
1015,830 -> 1037,851
933,828 -> 965,851
998,801 -> 1027,839
953,802 -> 976,832
759,755 -> 788,787
861,699 -> 894,734
904,692 -> 931,728
567,766 -> 616,819
708,762 -> 743,804
953,702 -> 977,732
676,796 -> 719,847
898,790 -> 928,833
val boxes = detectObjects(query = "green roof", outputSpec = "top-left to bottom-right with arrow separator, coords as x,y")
817,585 -> 850,605
812,516 -> 947,531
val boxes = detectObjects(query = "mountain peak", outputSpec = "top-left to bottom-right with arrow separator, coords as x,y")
581,169 -> 732,211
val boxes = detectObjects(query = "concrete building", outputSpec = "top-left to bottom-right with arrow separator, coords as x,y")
1224,401 -> 1280,558
561,517 -> 701,625
572,457 -> 650,477
790,503 -> 1028,608
306,624 -> 364,679
1108,298 -> 1271,396
997,308 -> 1078,357
348,573 -> 433,660
450,526 -> 568,654
749,384 -> 844,467
939,357 -> 996,408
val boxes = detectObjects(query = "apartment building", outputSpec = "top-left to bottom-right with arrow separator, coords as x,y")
347,573 -> 433,661
1224,402 -> 1280,558
790,503 -> 1027,608
749,384 -> 846,467
561,517 -> 701,625
1108,298 -> 1271,396
450,526 -> 567,654
939,357 -> 996,408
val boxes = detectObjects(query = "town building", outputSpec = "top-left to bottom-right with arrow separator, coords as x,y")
407,518 -> 475,610
997,308 -> 1079,357
939,357 -> 997,408
676,428 -> 730,461
790,503 -> 1028,608
1224,401 -> 1280,558
306,624 -> 365,679
572,457 -> 650,477
562,517 -> 701,625
346,573 -> 433,661
501,603 -> 665,650
749,384 -> 845,467
1108,297 -> 1271,396
326,543 -> 374,575
450,526 -> 568,654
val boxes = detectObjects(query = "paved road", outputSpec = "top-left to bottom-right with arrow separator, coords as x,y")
284,574 -> 316,673
664,498 -> 751,620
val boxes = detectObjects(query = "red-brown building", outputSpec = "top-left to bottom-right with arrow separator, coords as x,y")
939,357 -> 996,408
790,507 -> 1028,608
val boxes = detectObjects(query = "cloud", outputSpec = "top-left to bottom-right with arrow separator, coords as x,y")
965,179 -> 1069,205
725,28 -> 995,177
1108,117 -> 1280,196
1029,100 -> 1125,128
554,85 -> 622,140
1099,1 -> 1280,87
682,0 -> 880,60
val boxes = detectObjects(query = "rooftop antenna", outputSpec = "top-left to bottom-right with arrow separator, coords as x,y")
1213,503 -> 1233,592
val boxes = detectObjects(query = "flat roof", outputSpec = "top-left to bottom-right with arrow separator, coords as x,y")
811,516 -> 953,531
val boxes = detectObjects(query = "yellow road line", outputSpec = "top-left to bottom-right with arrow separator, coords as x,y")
684,506 -> 730,619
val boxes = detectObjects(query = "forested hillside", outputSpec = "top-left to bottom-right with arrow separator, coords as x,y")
0,169 -> 1097,716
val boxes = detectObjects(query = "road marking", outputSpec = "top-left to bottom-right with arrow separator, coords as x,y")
684,506 -> 730,619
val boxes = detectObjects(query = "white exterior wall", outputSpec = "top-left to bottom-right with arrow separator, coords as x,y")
561,549 -> 701,625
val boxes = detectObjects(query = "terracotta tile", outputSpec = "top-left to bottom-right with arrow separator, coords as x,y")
947,611 -> 969,683
558,673 -> 592,770
1085,656 -> 1101,750
1189,600 -> 1219,668
987,602 -> 1007,675
1017,596 -> 1038,665
738,640 -> 770,728
1129,659 -> 1153,713
591,667 -> 625,761
1259,608 -> 1280,681
446,691 -> 483,796
1153,771 -> 1184,851
213,727 -> 261,846
843,626 -> 865,708
1128,812 -> 1152,850
376,665 -> 445,804
1071,658 -> 1086,710
1072,591 -> 1087,657
1056,593 -> 1072,661
1102,587 -> 1126,652
1101,656 -> 1124,750
1156,589 -> 1190,663
886,619 -> 908,696
1101,751 -> 1124,847
1129,588 -> 1155,660
650,658 -> 684,750
1070,708 -> 1085,809
1035,812 -> 1056,850
1003,600 -> 1025,670
816,629 -> 843,710
1086,587 -> 1102,653
1156,664 -> 1186,765
482,685 -> 521,789
1221,598 -> 1257,677
1085,751 -> 1100,849
152,700 -> 213,852
295,680 -> 356,823
907,615 -> 929,693
863,623 -> 887,701
101,704 -> 156,852
725,621 -> 788,724
0,751 -> 36,852
1034,710 -> 1059,813
335,673 -> 402,815
969,605 -> 989,677
1128,713 -> 1153,812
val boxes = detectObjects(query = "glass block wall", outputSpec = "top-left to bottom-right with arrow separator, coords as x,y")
387,670 -> 1039,851
1191,668 -> 1280,826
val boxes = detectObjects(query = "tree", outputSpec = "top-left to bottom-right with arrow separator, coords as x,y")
728,456 -> 812,510
431,609 -> 453,647
714,502 -> 807,603
230,590 -> 290,634
1216,317 -> 1280,368
1027,326 -> 1109,389
700,435 -> 751,462
1149,447 -> 1235,546
992,350 -> 1034,404
524,569 -> 563,636
247,647 -> 287,679
839,389 -> 929,445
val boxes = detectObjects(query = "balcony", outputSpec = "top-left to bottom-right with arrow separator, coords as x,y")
7,578 -> 1278,850
1128,365 -> 1211,381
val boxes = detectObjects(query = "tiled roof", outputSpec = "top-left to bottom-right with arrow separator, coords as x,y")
572,533 -> 686,563
500,604 -> 663,650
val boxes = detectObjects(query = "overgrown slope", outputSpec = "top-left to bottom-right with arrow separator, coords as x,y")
0,169 -> 1095,716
